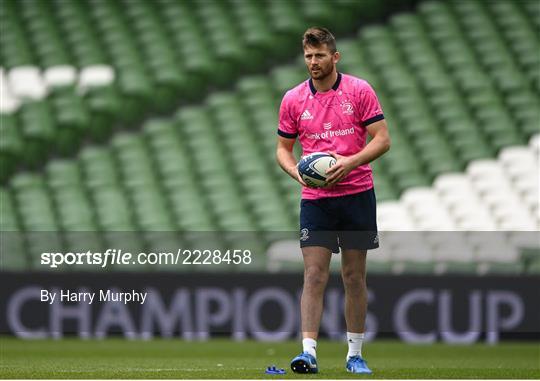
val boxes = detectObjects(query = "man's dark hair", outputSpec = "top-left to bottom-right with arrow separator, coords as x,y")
302,27 -> 337,53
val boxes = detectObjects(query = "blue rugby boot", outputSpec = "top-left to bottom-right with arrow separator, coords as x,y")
346,355 -> 372,374
290,352 -> 318,374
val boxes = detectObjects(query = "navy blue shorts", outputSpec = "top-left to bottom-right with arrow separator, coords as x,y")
299,188 -> 379,253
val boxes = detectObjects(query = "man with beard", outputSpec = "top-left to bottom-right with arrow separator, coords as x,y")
276,27 -> 391,375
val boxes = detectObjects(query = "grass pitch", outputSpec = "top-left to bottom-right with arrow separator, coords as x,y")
1,338 -> 538,379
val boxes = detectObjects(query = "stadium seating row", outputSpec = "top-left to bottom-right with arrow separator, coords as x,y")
1,0 -> 396,182
3,0 -> 536,187
1,0 -> 538,274
268,132 -> 539,274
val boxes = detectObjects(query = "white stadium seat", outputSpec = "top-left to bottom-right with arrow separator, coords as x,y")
466,160 -> 505,181
401,188 -> 455,228
2,65 -> 116,112
43,65 -> 77,88
475,241 -> 520,263
481,188 -> 518,207
455,216 -> 497,231
496,214 -> 537,231
434,173 -> 473,195
78,65 -> 115,92
377,202 -> 415,230
414,214 -> 455,230
7,66 -> 47,100
438,189 -> 475,205
0,68 -> 20,114
391,238 -> 433,262
451,202 -> 495,230
402,187 -> 439,207
266,240 -> 302,272
529,134 -> 540,157
513,175 -> 539,195
508,231 -> 540,249
432,242 -> 475,263
368,241 -> 393,263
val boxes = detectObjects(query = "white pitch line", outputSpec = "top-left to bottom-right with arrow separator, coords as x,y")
49,367 -> 261,373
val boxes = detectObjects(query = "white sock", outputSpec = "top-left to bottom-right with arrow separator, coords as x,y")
302,338 -> 317,358
346,332 -> 364,359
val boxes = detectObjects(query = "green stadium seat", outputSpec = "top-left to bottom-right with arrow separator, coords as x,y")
10,171 -> 44,190
300,0 -> 336,29
229,0 -> 273,69
507,93 -> 540,138
413,135 -> 461,178
102,231 -> 147,271
81,85 -> 120,141
337,42 -> 378,84
488,1 -> 540,78
380,67 -> 416,95
46,159 -> 82,189
477,262 -> 523,275
131,185 -> 175,231
266,0 -> 304,56
11,172 -> 59,231
0,3 -> 34,68
0,188 -> 19,231
0,230 -> 27,270
372,174 -> 397,202
79,146 -> 119,189
92,186 -> 135,230
272,65 -> 307,96
50,88 -> 91,155
53,187 -> 97,230
19,0 -> 72,67
526,250 -> 540,274
18,101 -> 55,167
116,69 -> 154,122
0,114 -> 23,183
466,89 -> 504,111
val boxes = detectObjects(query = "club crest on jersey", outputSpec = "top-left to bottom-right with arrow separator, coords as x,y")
341,101 -> 354,115
301,109 -> 313,120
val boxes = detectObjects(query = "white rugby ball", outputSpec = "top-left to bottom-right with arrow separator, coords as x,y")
297,152 -> 337,187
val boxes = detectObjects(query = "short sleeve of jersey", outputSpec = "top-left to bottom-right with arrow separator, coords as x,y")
277,91 -> 298,139
358,82 -> 384,127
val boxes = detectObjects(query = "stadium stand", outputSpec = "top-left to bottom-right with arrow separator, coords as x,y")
1,0 -> 398,180
1,0 -> 538,274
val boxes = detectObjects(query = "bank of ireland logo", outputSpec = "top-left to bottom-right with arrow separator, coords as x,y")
323,121 -> 332,130
300,228 -> 310,241
341,100 -> 354,115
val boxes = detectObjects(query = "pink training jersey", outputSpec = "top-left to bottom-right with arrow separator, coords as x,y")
278,72 -> 385,200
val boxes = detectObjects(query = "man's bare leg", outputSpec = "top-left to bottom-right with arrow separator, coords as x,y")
301,246 -> 332,340
341,249 -> 368,358
290,245 -> 332,373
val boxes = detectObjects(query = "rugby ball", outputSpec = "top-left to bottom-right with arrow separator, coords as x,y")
297,152 -> 337,187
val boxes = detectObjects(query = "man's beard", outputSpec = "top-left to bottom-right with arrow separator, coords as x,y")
310,64 -> 333,80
